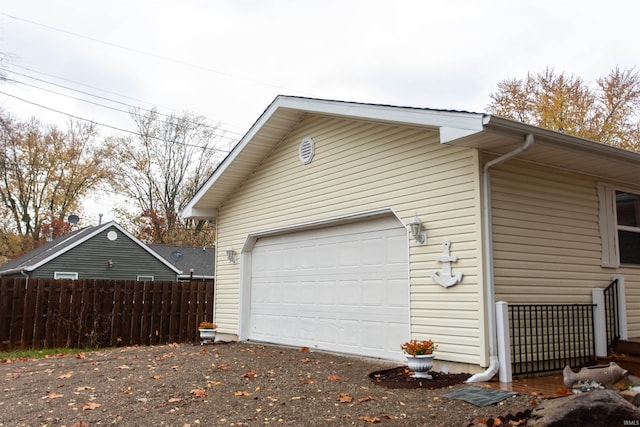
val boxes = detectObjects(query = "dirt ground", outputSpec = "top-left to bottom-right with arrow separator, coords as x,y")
0,342 -> 543,426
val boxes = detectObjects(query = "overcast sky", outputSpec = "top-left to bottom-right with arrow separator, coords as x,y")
1,0 -> 638,223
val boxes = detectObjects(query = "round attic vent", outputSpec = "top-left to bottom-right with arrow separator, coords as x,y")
299,137 -> 315,164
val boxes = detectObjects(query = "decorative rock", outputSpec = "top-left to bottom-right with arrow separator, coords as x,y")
562,362 -> 627,388
528,389 -> 640,426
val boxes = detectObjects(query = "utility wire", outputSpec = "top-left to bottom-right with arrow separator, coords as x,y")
0,89 -> 233,153
0,12 -> 309,95
3,72 -> 240,142
2,66 -> 244,140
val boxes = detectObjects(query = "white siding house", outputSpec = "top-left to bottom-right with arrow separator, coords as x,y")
183,96 -> 640,381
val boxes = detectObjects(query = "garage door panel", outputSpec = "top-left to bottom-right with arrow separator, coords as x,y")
249,216 -> 409,360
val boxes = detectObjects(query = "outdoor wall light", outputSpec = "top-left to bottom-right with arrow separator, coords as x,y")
408,214 -> 427,245
225,247 -> 237,264
107,259 -> 114,268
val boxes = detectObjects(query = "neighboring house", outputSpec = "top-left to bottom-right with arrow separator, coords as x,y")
0,221 -> 181,281
149,244 -> 215,282
182,95 -> 640,382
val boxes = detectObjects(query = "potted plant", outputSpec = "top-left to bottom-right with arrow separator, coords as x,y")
198,321 -> 217,344
401,339 -> 437,378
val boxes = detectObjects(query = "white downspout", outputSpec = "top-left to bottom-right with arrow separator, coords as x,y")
466,133 -> 534,383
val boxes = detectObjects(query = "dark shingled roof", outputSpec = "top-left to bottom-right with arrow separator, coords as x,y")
148,244 -> 215,279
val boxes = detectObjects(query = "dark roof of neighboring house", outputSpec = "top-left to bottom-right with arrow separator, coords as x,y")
0,221 -> 181,276
148,244 -> 215,279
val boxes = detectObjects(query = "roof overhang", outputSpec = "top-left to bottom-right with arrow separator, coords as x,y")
444,115 -> 640,185
182,96 -> 640,219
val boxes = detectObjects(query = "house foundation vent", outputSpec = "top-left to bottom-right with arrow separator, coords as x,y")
299,137 -> 315,164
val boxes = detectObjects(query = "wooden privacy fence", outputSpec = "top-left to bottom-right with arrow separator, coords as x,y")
0,278 -> 214,351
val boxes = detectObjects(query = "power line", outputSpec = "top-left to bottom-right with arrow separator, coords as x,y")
2,65 -> 244,139
0,12 -> 308,95
3,71 -> 240,143
0,89 -> 233,153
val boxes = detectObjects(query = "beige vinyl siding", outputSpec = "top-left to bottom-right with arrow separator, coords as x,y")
490,160 -> 640,337
215,114 -> 485,365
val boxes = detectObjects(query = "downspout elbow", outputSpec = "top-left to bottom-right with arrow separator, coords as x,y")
466,356 -> 499,383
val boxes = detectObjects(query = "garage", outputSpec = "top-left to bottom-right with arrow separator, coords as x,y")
248,215 -> 410,360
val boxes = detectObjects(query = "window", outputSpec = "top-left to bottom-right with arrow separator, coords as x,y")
54,272 -> 78,280
137,275 -> 154,282
598,183 -> 640,267
616,191 -> 640,265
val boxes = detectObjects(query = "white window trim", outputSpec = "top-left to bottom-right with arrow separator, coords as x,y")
598,182 -> 640,267
137,275 -> 154,282
54,271 -> 78,280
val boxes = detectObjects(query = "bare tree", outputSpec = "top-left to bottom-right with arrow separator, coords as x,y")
488,67 -> 640,151
110,108 -> 224,245
0,112 -> 115,258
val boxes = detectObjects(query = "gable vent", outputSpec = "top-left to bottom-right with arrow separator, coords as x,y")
299,137 -> 315,164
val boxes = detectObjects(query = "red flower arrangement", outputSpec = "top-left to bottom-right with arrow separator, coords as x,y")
400,339 -> 437,356
198,321 -> 217,330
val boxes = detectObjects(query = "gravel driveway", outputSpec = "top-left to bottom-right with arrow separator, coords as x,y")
0,342 -> 539,426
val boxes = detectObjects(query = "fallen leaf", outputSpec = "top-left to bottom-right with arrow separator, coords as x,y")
242,371 -> 258,378
358,415 -> 380,423
70,422 -> 89,427
42,391 -> 64,399
82,402 -> 102,410
493,418 -> 503,425
509,419 -> 527,426
556,387 -> 570,396
327,375 -> 344,381
382,414 -> 396,420
76,352 -> 87,359
338,392 -> 353,403
300,358 -> 312,363
58,371 -> 72,379
290,396 -> 305,400
116,365 -> 131,370
300,379 -> 315,384
300,346 -> 310,353
190,389 -> 208,397
168,397 -> 183,403
234,390 -> 251,396
358,396 -> 375,403
217,364 -> 232,370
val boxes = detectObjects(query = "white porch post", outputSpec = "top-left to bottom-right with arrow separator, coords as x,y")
616,275 -> 628,340
592,288 -> 607,358
495,301 -> 512,383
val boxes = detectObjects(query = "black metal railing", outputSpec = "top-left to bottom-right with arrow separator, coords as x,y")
603,278 -> 620,351
509,304 -> 596,376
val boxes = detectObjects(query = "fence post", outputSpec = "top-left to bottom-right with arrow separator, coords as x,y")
616,275 -> 628,341
495,301 -> 512,383
592,288 -> 607,357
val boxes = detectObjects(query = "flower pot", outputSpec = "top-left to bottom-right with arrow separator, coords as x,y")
405,353 -> 434,379
198,328 -> 216,344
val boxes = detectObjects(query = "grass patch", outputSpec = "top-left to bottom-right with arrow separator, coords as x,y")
0,347 -> 95,360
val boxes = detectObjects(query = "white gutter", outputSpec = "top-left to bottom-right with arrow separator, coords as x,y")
466,133 -> 534,383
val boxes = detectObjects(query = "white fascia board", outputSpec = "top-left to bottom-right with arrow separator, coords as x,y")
181,98 -> 284,218
181,206 -> 218,220
439,127 -> 484,143
277,96 -> 485,130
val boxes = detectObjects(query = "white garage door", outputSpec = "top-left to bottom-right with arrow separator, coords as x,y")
249,216 -> 409,360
